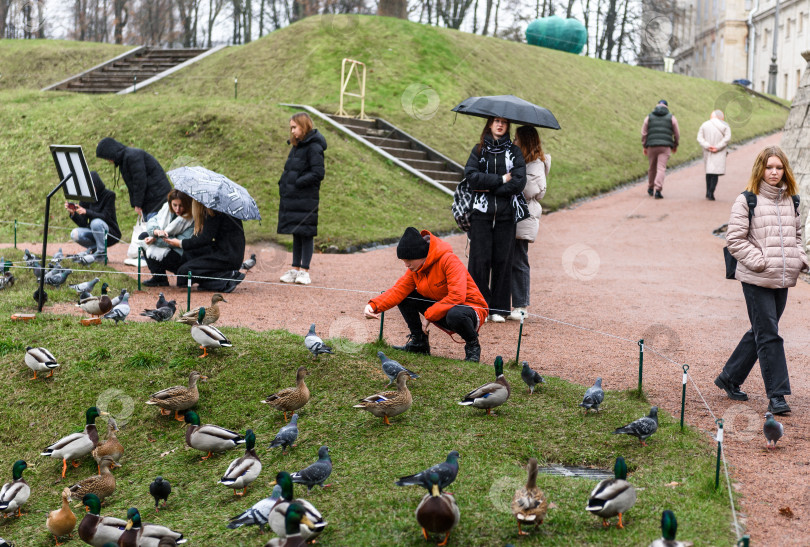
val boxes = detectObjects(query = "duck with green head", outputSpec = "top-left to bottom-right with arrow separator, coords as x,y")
78,493 -> 126,546
0,460 -> 30,517
77,282 -> 113,317
190,307 -> 232,358
118,507 -> 186,546
415,472 -> 460,547
268,471 -> 327,542
184,410 -> 244,460
41,407 -> 106,478
649,510 -> 692,546
458,356 -> 511,416
219,429 -> 262,495
586,456 -> 637,529
263,502 -> 315,547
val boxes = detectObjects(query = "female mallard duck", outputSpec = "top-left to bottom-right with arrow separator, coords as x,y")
650,510 -> 693,547
92,417 -> 124,473
353,370 -> 413,426
219,429 -> 262,496
415,472 -> 460,547
189,307 -> 232,358
586,456 -> 637,529
41,407 -> 106,478
78,493 -> 126,547
0,460 -> 30,517
261,366 -> 310,421
24,346 -> 60,380
68,455 -> 117,503
511,458 -> 548,535
146,371 -> 207,421
177,293 -> 226,325
264,502 -> 315,547
184,410 -> 245,460
117,507 -> 187,547
77,282 -> 113,318
458,355 -> 511,416
46,488 -> 77,545
268,471 -> 327,542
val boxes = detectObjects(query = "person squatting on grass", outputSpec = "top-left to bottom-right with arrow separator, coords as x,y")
277,112 -> 327,287
463,116 -> 527,323
508,126 -> 550,322
67,171 -> 121,258
364,227 -> 488,362
715,146 -> 809,416
140,189 -> 195,287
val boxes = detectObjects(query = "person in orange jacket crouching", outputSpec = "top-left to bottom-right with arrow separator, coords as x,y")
364,227 -> 488,362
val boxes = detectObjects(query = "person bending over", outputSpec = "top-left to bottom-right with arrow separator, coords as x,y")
67,171 -> 121,258
141,189 -> 194,287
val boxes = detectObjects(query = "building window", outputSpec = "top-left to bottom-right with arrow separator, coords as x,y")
784,73 -> 789,98
703,44 -> 707,61
786,19 -> 791,39
800,13 -> 805,34
798,69 -> 802,89
711,41 -> 716,58
761,80 -> 766,92
763,28 -> 769,49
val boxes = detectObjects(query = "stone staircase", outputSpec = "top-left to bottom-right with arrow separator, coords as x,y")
44,47 -> 211,94
328,115 -> 464,192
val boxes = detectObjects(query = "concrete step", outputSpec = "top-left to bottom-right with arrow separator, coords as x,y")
365,135 -> 412,149
401,158 -> 449,171
436,180 -> 460,191
381,147 -> 427,161
421,169 -> 463,182
329,115 -> 377,129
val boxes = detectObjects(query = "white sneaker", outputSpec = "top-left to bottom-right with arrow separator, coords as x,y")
294,271 -> 311,285
508,307 -> 526,321
280,269 -> 299,283
489,313 -> 506,323
123,257 -> 139,267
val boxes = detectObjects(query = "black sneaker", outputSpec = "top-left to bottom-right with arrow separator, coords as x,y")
714,373 -> 748,401
647,187 -> 654,196
464,339 -> 481,362
142,277 -> 169,287
654,190 -> 664,199
222,272 -> 246,293
392,333 -> 430,355
768,396 -> 791,415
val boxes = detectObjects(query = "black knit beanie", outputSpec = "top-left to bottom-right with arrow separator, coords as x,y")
397,227 -> 429,260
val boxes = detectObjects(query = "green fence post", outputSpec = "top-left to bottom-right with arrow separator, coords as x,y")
515,315 -> 525,363
103,230 -> 108,265
187,271 -> 192,313
680,364 -> 689,431
137,248 -> 142,291
13,219 -> 17,249
715,419 -> 724,490
378,311 -> 385,342
133,75 -> 137,93
637,339 -> 644,393
736,535 -> 750,547
234,76 -> 238,100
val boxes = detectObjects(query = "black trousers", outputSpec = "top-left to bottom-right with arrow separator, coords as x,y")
397,290 -> 479,343
468,215 -> 515,316
722,282 -> 791,397
292,234 -> 314,269
176,256 -> 241,291
145,250 -> 183,278
706,174 -> 719,198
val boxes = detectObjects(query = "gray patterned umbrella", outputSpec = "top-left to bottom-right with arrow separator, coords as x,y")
167,166 -> 261,221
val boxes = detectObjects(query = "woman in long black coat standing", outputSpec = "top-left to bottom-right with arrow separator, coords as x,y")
464,116 -> 526,322
277,112 -> 327,286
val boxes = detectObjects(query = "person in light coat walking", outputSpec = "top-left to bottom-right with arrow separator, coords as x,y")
697,110 -> 731,200
509,126 -> 549,321
715,146 -> 808,415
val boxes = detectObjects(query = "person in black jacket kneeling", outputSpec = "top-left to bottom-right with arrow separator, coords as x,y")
67,171 -> 122,257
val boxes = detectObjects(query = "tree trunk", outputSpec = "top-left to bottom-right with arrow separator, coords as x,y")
243,0 -> 252,43
601,0 -> 617,61
492,0 -> 500,36
615,0 -> 629,62
232,0 -> 241,44
471,0 -> 477,33
113,0 -> 128,44
481,0 -> 492,35
582,0 -> 590,55
207,0 -> 224,47
259,0 -> 265,36
377,0 -> 407,18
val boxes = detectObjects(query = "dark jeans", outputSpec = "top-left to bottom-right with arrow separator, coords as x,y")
292,234 -> 314,269
511,239 -> 530,308
722,282 -> 791,397
468,215 -> 515,316
145,250 -> 183,279
176,257 -> 242,291
397,290 -> 479,343
706,174 -> 719,197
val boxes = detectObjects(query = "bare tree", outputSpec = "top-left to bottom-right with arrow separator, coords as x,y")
134,0 -> 172,45
481,0 -> 492,35
176,0 -> 201,47
0,0 -> 10,38
207,0 -> 225,46
436,0 -> 474,29
113,0 -> 129,44
378,0 -> 406,18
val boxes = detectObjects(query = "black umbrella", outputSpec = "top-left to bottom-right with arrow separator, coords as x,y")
451,94 -> 561,130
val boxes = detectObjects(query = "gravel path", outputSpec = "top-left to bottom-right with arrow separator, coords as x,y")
17,131 -> 808,545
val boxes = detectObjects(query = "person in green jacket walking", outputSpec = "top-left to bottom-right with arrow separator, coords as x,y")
641,99 -> 679,199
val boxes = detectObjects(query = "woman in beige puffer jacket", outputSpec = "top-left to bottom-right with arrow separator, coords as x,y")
715,146 -> 809,416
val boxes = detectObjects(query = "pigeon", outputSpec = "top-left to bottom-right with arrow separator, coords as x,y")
396,450 -> 460,492
149,476 -> 172,511
0,272 -> 14,290
226,484 -> 283,531
75,254 -> 96,266
520,361 -> 544,395
32,261 -> 44,281
241,253 -> 257,271
23,249 -> 36,264
155,292 -> 168,310
33,288 -> 48,305
579,377 -> 604,412
612,407 -> 658,446
268,414 -> 299,454
44,267 -> 72,288
103,293 -> 130,323
763,412 -> 784,449
52,248 -> 64,261
377,351 -> 419,385
141,301 -> 177,322
291,446 -> 332,491
304,324 -> 332,357
69,277 -> 101,295
110,288 -> 127,307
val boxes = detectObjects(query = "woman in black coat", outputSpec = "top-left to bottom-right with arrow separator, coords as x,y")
464,116 -> 527,322
277,112 -> 327,286
165,200 -> 246,293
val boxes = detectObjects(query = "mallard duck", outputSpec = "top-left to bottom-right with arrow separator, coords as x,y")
68,455 -> 117,503
183,410 -> 245,460
586,456 -> 637,528
264,502 -> 316,547
219,429 -> 262,495
117,507 -> 187,547
92,417 -> 124,472
353,370 -> 413,426
78,493 -> 126,547
24,345 -> 60,380
511,458 -> 548,535
189,307 -> 232,357
177,293 -> 226,325
77,282 -> 113,317
291,446 -> 332,491
41,407 -> 106,478
649,510 -> 693,547
0,460 -> 30,517
227,484 -> 283,532
146,371 -> 207,421
261,366 -> 310,421
415,472 -> 460,547
458,355 -> 511,416
149,476 -> 171,512
268,471 -> 327,542
46,487 -> 77,545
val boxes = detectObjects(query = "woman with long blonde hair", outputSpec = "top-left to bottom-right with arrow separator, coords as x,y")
715,146 -> 808,415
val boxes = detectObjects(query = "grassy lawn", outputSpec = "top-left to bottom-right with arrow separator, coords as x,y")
0,248 -> 735,545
